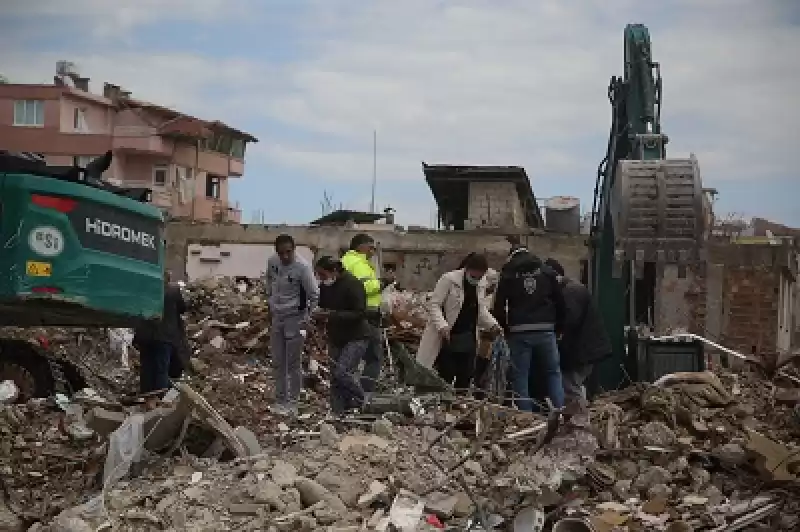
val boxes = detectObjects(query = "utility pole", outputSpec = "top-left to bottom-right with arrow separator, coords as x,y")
370,129 -> 377,213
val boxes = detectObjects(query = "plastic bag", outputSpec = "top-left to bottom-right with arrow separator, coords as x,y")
380,283 -> 398,315
103,413 -> 144,486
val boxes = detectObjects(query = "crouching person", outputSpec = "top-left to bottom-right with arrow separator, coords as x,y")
544,259 -> 611,423
314,256 -> 370,414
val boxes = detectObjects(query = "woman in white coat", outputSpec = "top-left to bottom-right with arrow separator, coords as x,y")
416,253 -> 500,388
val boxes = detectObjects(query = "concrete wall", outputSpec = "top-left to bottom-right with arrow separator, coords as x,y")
165,222 -> 588,292
466,181 -> 525,230
185,243 -> 315,280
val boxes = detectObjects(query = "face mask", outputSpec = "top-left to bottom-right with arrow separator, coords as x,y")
321,278 -> 335,286
465,275 -> 481,286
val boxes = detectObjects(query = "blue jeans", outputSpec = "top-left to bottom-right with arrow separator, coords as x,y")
329,340 -> 369,414
361,323 -> 383,393
140,341 -> 173,393
507,331 -> 564,411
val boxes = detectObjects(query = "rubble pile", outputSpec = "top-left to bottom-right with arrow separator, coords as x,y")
0,326 -> 137,395
0,397 -> 104,522
1,277 -> 799,530
183,277 -> 431,357
581,370 -> 800,530
383,289 -> 430,346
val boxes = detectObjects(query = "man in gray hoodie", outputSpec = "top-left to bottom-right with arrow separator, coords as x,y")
265,234 -> 319,415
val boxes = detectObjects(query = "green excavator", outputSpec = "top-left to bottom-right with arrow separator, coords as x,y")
588,24 -> 707,391
0,150 -> 165,399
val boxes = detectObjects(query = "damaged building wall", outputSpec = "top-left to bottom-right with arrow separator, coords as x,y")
662,241 -> 799,358
165,222 -> 587,291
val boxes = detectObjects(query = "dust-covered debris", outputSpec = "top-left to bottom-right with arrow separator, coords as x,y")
1,277 -> 799,530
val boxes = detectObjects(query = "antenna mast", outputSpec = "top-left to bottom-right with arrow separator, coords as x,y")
370,129 -> 377,213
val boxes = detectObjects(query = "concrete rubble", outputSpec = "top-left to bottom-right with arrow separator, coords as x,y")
0,277 -> 797,531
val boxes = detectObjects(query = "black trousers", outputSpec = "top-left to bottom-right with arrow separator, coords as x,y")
139,341 -> 173,394
435,346 -> 476,390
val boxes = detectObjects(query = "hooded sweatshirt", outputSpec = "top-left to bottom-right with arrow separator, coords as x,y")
265,254 -> 319,318
492,248 -> 566,334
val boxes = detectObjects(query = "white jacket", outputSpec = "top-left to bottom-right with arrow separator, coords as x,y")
415,269 -> 499,369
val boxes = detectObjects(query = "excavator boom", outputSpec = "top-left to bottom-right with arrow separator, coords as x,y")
589,24 -> 706,390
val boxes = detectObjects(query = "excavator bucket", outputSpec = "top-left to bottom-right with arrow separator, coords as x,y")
610,156 -> 706,276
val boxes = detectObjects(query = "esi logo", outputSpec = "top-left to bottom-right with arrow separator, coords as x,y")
28,226 -> 65,257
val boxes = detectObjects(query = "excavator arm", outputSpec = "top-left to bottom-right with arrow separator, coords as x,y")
589,24 -> 706,390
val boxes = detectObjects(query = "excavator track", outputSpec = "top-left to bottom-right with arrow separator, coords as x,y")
611,156 -> 706,274
0,338 -> 85,401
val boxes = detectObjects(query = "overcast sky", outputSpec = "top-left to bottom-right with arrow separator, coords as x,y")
2,0 -> 798,227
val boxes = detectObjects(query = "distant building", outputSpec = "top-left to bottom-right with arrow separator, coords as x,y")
423,163 -> 543,231
0,61 -> 257,223
309,209 -> 395,230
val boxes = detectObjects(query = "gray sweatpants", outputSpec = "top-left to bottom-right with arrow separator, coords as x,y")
271,313 -> 305,406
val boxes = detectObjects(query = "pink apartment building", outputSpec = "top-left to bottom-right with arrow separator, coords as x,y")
0,66 -> 257,223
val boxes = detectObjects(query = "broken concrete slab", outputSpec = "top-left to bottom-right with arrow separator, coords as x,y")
294,477 -> 347,514
745,429 -> 800,482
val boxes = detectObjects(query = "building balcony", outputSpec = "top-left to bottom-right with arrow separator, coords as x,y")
229,157 -> 244,177
0,124 -> 111,155
112,126 -> 171,155
211,202 -> 242,223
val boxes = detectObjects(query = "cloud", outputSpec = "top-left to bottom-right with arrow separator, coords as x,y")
1,51 -> 263,128
2,0 -> 799,226
263,0 -> 800,188
2,0 -> 255,38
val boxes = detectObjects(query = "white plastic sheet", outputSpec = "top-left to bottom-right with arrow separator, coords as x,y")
108,328 -> 134,369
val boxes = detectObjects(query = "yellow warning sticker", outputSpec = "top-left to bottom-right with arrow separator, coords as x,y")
26,261 -> 52,277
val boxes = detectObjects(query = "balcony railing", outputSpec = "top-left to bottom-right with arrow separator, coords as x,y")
112,126 -> 171,154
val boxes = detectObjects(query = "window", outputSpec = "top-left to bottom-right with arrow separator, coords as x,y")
206,175 -> 221,199
13,100 -> 44,126
231,138 -> 245,159
204,133 -> 246,158
72,155 -> 93,168
73,108 -> 88,132
153,165 -> 168,187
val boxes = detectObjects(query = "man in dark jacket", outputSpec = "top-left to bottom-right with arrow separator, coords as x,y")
314,256 -> 371,414
133,270 -> 187,394
544,259 -> 611,419
493,245 -> 566,411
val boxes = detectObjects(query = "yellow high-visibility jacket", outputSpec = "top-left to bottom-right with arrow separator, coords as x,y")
341,250 -> 382,309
